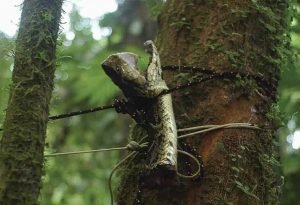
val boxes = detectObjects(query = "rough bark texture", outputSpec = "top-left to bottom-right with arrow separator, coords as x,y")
0,0 -> 62,204
118,0 -> 290,204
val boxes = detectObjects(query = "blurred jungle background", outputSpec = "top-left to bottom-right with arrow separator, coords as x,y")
0,0 -> 299,204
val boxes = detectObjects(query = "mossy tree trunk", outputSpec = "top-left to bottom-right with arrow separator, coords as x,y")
118,0 -> 290,204
0,0 -> 62,204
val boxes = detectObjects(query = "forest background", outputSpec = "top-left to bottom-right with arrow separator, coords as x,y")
0,0 -> 299,204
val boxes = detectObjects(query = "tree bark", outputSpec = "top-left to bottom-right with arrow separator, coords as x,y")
0,0 -> 62,204
118,0 -> 290,204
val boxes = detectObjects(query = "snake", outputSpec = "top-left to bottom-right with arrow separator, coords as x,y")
101,40 -> 177,174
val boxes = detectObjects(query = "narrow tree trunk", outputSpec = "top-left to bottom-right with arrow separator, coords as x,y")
0,1 -> 62,204
118,0 -> 290,204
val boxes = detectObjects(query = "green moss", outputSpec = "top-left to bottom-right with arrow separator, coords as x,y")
170,17 -> 191,31
0,0 -> 62,204
266,104 -> 286,128
119,0 -> 293,204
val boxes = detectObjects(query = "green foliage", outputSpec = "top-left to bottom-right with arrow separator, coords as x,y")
146,0 -> 165,19
266,104 -> 286,128
279,1 -> 300,204
0,32 -> 13,128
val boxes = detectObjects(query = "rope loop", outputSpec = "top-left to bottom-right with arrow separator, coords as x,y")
177,149 -> 202,179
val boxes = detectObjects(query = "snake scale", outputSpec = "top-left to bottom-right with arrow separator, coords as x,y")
101,40 -> 177,174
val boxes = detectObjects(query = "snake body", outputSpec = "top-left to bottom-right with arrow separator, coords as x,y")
101,41 -> 177,173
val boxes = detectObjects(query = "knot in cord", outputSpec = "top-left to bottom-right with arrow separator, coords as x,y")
126,141 -> 148,151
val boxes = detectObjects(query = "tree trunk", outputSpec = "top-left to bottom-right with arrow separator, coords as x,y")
0,0 -> 62,204
118,0 -> 290,204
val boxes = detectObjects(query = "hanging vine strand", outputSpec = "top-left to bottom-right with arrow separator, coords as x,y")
44,123 -> 260,157
108,137 -> 148,205
178,122 -> 259,132
178,123 -> 261,139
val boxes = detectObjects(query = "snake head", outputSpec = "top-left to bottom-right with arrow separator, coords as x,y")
101,52 -> 147,97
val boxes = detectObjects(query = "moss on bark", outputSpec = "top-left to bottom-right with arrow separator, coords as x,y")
0,0 -> 62,204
